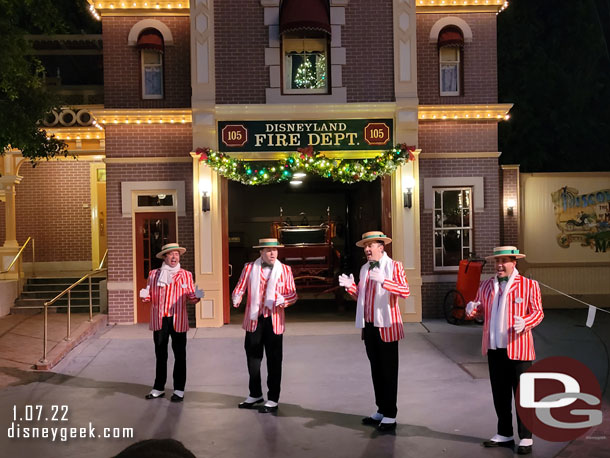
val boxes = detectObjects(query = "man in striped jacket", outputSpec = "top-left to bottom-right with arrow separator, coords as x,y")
466,246 -> 544,455
232,238 -> 297,413
140,243 -> 203,403
339,231 -> 410,432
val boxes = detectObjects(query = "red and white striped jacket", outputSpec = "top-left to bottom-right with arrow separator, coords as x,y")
232,261 -> 298,335
143,268 -> 198,333
347,260 -> 410,342
475,274 -> 544,360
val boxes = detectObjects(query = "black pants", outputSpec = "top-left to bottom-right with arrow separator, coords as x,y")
363,322 -> 399,418
244,316 -> 283,402
487,348 -> 533,439
153,316 -> 187,392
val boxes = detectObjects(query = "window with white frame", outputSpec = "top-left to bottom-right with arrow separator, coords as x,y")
141,49 -> 163,99
437,25 -> 464,96
433,187 -> 472,269
439,46 -> 460,96
134,191 -> 177,212
283,34 -> 328,94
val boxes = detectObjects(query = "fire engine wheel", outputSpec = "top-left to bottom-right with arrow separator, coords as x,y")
443,289 -> 466,325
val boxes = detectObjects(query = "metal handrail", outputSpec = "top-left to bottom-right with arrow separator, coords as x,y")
44,268 -> 107,307
0,237 -> 35,275
40,267 -> 107,364
98,249 -> 108,270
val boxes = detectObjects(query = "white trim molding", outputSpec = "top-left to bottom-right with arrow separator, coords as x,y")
423,176 -> 485,212
429,17 -> 473,43
420,152 -> 501,159
261,0 -> 347,104
127,19 -> 175,46
121,181 -> 186,217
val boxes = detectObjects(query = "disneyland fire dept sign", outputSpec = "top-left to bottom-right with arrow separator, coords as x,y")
217,119 -> 393,152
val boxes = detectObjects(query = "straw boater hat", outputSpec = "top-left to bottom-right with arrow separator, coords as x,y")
485,246 -> 526,261
156,242 -> 187,259
355,231 -> 392,247
253,238 -> 284,249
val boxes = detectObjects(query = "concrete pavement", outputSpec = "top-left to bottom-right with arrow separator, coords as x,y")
0,308 -> 608,457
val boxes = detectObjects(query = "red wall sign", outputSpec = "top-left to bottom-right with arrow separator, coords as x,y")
363,122 -> 390,146
221,124 -> 248,147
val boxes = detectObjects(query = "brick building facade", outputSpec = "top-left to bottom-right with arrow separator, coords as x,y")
1,0 -> 518,325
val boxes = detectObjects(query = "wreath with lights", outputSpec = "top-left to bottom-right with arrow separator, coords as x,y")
195,144 -> 415,185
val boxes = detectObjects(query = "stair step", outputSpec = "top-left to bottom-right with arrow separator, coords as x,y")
15,298 -> 101,307
10,299 -> 46,314
12,298 -> 100,312
21,291 -> 100,300
24,284 -> 101,292
10,305 -> 101,314
26,277 -> 105,286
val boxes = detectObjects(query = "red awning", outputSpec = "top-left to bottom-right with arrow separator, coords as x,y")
137,29 -> 164,52
438,26 -> 464,48
280,0 -> 331,35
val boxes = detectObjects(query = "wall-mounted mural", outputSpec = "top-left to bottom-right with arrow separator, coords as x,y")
552,186 -> 610,252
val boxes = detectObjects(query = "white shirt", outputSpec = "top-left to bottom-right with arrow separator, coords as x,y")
489,281 -> 508,349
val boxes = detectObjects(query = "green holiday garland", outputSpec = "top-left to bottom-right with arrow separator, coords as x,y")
195,144 -> 415,185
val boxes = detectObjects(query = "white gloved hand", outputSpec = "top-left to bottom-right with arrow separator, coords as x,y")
368,269 -> 385,284
465,301 -> 481,316
338,273 -> 355,289
139,287 -> 150,299
232,297 -> 241,307
275,294 -> 285,307
194,285 -> 205,299
513,315 -> 526,333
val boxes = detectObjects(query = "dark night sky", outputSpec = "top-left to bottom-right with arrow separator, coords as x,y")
497,0 -> 610,172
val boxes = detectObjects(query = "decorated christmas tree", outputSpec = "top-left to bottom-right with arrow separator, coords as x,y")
294,57 -> 316,88
315,54 -> 326,88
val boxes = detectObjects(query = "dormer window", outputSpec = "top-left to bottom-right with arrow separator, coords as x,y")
137,29 -> 164,99
280,0 -> 330,95
438,26 -> 464,96
283,34 -> 328,93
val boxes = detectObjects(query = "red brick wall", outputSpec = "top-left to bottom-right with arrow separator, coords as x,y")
419,122 -> 498,152
106,161 -> 194,324
14,161 -> 92,263
215,0 -> 267,104
417,13 -> 497,104
422,281 -> 455,318
103,16 -> 191,108
419,157 -> 500,316
104,124 -> 192,158
343,0 -> 394,102
500,167 -> 519,246
108,290 -> 135,325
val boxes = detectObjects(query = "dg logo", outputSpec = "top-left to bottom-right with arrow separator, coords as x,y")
516,356 -> 603,441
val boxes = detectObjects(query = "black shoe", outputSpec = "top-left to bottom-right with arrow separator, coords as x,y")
362,416 -> 382,426
377,422 -> 397,433
259,405 -> 278,413
517,445 -> 532,455
238,398 -> 264,409
482,439 -> 514,449
170,394 -> 184,403
145,392 -> 165,400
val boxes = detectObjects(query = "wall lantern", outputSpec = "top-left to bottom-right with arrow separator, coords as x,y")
199,178 -> 211,213
403,176 -> 415,209
506,198 -> 516,216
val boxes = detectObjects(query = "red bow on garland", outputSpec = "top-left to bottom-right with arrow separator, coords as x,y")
398,143 -> 416,161
297,145 -> 314,158
196,147 -> 210,161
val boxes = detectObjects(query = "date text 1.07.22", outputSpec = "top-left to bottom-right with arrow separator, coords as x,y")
12,405 -> 68,422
